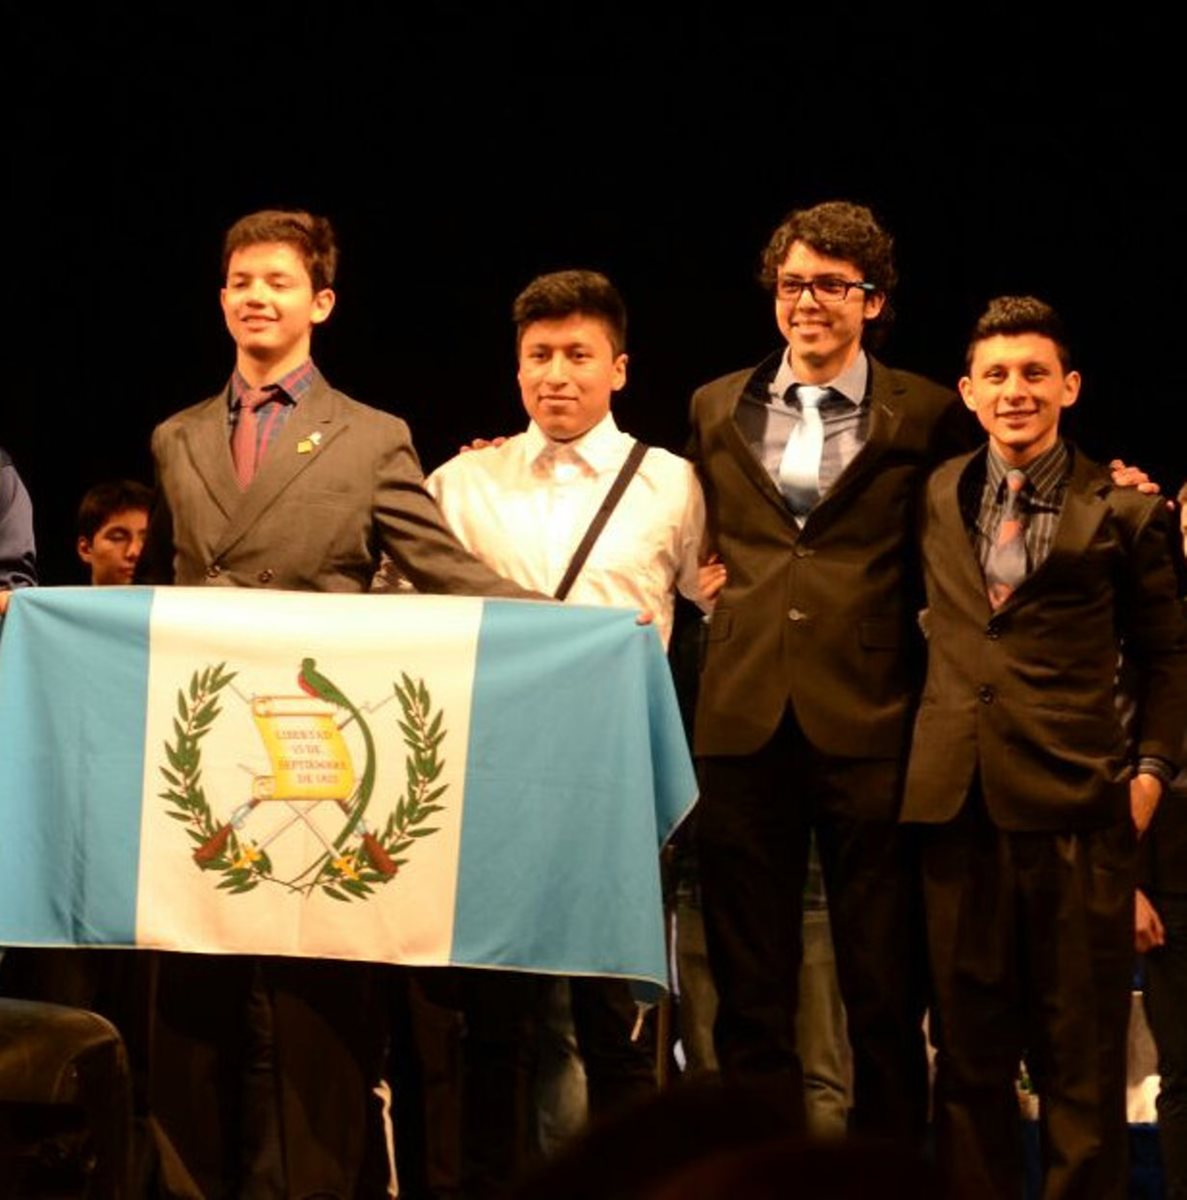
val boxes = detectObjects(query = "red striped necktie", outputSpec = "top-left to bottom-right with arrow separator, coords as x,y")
231,385 -> 279,489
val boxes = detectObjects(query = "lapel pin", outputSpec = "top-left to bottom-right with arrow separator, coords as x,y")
297,432 -> 322,455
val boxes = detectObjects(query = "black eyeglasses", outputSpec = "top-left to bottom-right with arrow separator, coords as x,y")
776,276 -> 876,303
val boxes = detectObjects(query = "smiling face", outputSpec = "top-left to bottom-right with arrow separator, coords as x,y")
517,313 -> 627,442
775,240 -> 885,383
220,242 -> 335,383
78,507 -> 149,585
959,333 -> 1081,466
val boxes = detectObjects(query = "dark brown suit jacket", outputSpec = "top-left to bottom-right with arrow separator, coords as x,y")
901,446 -> 1187,831
141,368 -> 530,599
689,352 -> 968,762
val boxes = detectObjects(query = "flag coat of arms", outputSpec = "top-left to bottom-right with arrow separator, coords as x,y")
0,589 -> 695,987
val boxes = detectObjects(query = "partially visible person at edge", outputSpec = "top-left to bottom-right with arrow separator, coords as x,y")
0,446 -> 36,614
1135,480 -> 1187,1200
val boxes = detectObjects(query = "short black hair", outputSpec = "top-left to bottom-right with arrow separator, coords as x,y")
966,296 -> 1072,371
77,480 -> 153,541
222,210 -> 339,292
512,270 -> 627,356
759,201 -> 897,343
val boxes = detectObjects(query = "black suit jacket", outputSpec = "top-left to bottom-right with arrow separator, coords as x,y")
901,446 -> 1187,832
689,352 -> 969,762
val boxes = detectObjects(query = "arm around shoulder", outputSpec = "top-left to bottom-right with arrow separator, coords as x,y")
370,415 -> 540,601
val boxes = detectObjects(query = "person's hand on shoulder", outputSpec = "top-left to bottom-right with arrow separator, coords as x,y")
1109,460 -> 1161,496
459,437 -> 508,454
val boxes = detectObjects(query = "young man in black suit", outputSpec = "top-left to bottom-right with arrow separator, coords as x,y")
902,296 -> 1187,1198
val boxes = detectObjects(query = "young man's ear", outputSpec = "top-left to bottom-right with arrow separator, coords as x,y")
1060,370 -> 1082,409
310,288 -> 336,326
77,536 -> 94,565
958,376 -> 976,411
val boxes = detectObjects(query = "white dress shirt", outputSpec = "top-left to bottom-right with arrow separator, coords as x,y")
426,414 -> 706,647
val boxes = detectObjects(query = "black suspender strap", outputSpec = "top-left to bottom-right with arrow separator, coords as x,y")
553,441 -> 649,601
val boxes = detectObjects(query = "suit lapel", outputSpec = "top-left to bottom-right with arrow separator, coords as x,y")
723,357 -> 797,522
1000,449 -> 1109,609
931,452 -> 992,608
181,387 -> 242,521
212,372 -> 347,559
806,359 -> 905,528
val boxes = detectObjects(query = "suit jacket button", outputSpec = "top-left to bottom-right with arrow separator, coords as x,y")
978,685 -> 995,704
788,607 -> 808,622
793,544 -> 815,559
986,619 -> 1002,639
257,568 -> 274,584
206,563 -> 221,579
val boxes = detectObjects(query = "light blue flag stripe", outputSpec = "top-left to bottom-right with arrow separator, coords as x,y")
0,587 -> 152,945
452,601 -> 694,984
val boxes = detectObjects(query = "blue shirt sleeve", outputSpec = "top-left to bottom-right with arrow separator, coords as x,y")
0,449 -> 37,591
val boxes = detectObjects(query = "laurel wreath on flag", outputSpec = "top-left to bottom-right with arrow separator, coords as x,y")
157,663 -> 261,889
159,666 -> 446,901
317,673 -> 447,903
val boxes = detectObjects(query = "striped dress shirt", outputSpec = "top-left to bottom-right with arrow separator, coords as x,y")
973,440 -> 1070,577
227,358 -> 317,469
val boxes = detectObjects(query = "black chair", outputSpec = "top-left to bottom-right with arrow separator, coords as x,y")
0,997 -> 131,1199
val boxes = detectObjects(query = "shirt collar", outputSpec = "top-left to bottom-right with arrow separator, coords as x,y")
526,412 -> 626,473
228,359 -> 316,410
986,439 -> 1070,504
770,349 -> 868,410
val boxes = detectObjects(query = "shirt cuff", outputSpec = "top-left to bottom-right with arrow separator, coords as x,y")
1137,757 -> 1176,788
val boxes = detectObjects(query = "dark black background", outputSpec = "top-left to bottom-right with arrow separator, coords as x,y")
8,5 -> 1184,583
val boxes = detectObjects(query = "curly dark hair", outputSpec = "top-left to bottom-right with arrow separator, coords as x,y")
759,201 -> 896,342
512,269 -> 627,355
221,210 -> 339,292
966,296 -> 1071,371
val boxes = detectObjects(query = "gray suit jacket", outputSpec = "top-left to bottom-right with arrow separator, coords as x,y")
141,369 -> 531,599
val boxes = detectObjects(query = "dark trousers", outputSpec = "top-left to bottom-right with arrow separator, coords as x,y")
449,969 -> 656,1198
921,793 -> 1136,1200
153,953 -> 387,1199
694,707 -> 928,1143
1143,893 -> 1187,1200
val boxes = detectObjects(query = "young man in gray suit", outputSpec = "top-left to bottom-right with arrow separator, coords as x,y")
902,296 -> 1187,1198
141,210 -> 528,599
140,209 -> 534,1198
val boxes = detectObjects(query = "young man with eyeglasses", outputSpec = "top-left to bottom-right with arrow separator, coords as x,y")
687,200 -> 973,1141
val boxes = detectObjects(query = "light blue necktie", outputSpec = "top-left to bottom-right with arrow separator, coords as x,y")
778,385 -> 828,516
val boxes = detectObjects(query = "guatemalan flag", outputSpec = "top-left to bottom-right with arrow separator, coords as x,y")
0,589 -> 695,988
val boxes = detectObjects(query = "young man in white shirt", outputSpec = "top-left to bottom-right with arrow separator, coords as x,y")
424,269 -> 707,1193
428,269 -> 705,647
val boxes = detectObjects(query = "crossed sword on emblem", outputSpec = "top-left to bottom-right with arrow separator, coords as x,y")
192,665 -> 397,877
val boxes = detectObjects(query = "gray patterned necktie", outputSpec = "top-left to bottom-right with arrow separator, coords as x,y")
985,468 -> 1029,608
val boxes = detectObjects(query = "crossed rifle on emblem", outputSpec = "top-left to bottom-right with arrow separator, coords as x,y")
193,674 -> 396,879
